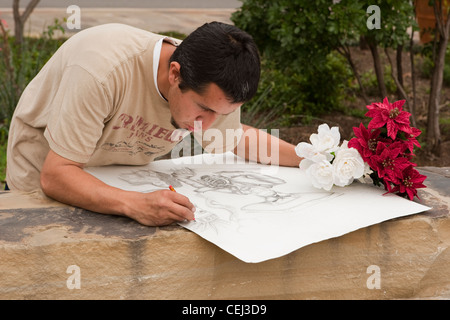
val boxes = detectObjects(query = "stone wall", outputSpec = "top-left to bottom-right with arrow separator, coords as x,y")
0,167 -> 449,299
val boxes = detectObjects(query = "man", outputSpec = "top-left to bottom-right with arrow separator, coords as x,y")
6,22 -> 301,226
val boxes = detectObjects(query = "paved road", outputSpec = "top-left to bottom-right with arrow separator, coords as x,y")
0,0 -> 240,36
0,0 -> 241,9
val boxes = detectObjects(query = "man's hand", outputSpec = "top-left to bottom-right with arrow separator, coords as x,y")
124,189 -> 196,226
40,150 -> 195,226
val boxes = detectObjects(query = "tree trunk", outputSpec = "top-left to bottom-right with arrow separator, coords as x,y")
12,0 -> 41,46
359,35 -> 369,50
426,37 -> 447,154
426,2 -> 450,155
396,44 -> 404,87
409,29 -> 417,128
336,45 -> 370,105
396,44 -> 404,99
367,39 -> 388,99
13,0 -> 22,45
385,48 -> 411,119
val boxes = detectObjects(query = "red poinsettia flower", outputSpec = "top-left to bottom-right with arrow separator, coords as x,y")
370,142 -> 411,182
348,123 -> 377,159
346,98 -> 426,201
403,126 -> 422,153
348,123 -> 391,168
365,97 -> 411,140
388,165 -> 427,200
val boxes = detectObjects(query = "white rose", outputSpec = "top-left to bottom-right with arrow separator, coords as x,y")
295,142 -> 329,164
295,123 -> 339,163
333,141 -> 365,187
306,160 -> 335,191
357,162 -> 374,184
299,158 -> 314,170
309,123 -> 340,154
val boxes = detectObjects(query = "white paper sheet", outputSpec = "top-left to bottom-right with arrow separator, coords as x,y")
85,152 -> 431,263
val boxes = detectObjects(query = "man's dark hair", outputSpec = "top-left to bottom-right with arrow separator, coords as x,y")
169,21 -> 260,103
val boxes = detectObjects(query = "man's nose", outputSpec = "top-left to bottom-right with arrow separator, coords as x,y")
195,113 -> 218,130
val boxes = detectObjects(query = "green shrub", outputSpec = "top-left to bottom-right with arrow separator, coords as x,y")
420,44 -> 450,87
361,65 -> 397,96
232,0 -> 417,125
241,51 -> 353,128
0,19 -> 66,124
233,0 -> 355,127
0,19 -> 66,188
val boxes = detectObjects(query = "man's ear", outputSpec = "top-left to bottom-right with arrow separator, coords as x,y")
168,61 -> 181,86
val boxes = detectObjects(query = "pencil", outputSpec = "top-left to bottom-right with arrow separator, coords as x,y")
168,185 -> 195,221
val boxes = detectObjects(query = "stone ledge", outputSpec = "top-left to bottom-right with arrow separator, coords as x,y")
0,167 -> 449,299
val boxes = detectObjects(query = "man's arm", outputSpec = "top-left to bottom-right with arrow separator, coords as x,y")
233,124 -> 302,167
40,150 -> 196,226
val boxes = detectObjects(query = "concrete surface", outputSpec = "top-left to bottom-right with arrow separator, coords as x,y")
0,7 -> 236,37
0,0 -> 241,9
0,167 -> 448,299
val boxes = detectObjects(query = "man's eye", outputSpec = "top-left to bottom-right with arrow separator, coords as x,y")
201,107 -> 215,113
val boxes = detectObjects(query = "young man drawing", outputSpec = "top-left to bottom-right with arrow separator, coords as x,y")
6,22 -> 301,226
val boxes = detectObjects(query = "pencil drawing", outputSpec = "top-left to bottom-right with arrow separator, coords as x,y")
118,168 -> 182,188
85,153 -> 431,262
118,168 -> 340,210
118,166 -> 342,235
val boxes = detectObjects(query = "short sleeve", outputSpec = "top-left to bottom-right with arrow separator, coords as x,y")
44,65 -> 112,163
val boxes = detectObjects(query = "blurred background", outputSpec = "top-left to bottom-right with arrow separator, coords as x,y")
1,0 -> 449,190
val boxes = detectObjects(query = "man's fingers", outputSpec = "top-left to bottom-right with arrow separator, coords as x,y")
169,204 -> 196,222
165,190 -> 196,221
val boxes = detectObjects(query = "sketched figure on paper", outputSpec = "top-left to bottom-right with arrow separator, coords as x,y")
118,167 -> 340,213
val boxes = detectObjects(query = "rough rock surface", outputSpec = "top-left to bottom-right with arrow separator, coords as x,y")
0,167 -> 448,300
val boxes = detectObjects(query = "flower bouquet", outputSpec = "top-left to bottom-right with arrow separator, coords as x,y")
295,97 -> 427,200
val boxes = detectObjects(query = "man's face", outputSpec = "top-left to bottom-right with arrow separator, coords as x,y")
166,63 -> 242,132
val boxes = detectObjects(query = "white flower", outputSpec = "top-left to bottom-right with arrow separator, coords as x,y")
357,162 -> 374,184
304,159 -> 335,191
295,123 -> 340,163
310,123 -> 340,154
332,141 -> 365,187
295,142 -> 329,164
297,124 -> 371,191
299,158 -> 314,171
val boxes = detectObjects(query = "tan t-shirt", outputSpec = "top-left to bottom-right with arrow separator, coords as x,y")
6,23 -> 242,191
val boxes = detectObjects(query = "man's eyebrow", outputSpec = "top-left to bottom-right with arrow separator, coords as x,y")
196,102 -> 235,116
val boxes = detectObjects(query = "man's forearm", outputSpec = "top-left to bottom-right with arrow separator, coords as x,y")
233,124 -> 302,167
40,150 -> 196,226
40,150 -> 132,216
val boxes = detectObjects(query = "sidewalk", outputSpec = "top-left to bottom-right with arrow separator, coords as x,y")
0,7 -> 236,37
